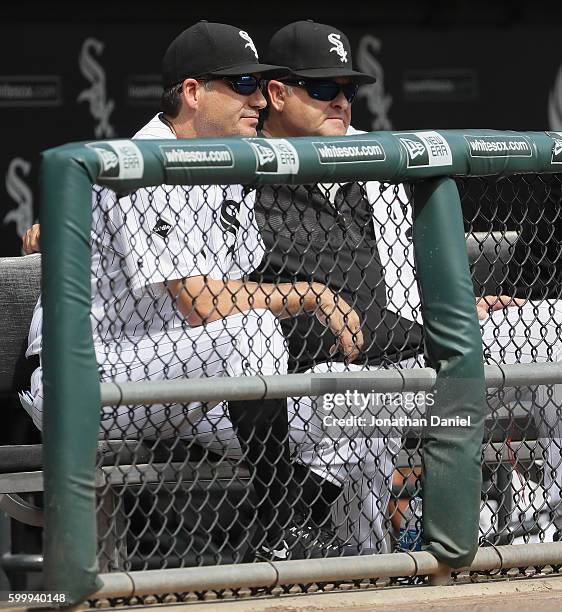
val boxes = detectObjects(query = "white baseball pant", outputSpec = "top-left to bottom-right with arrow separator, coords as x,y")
22,309 -> 288,438
275,300 -> 562,550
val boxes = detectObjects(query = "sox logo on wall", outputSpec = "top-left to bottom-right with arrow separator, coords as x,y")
77,37 -> 115,138
3,158 -> 33,251
549,64 -> 562,130
356,34 -> 393,130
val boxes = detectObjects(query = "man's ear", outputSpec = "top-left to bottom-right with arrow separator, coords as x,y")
180,78 -> 202,110
267,80 -> 287,111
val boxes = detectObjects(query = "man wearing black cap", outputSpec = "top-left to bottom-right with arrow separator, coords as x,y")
157,20 -> 288,138
255,19 -> 562,552
21,21 -> 365,562
245,19 -> 420,553
261,20 -> 377,137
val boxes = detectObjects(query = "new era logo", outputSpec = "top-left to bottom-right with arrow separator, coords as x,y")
400,138 -> 426,160
546,132 -> 562,164
86,140 -> 144,180
253,143 -> 276,166
396,131 -> 452,168
152,216 -> 172,238
88,143 -> 120,177
97,148 -> 119,172
553,138 -> 562,163
245,138 -> 300,175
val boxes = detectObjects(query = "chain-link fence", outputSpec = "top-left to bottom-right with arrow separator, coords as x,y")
35,131 -> 562,603
461,174 -> 562,547
83,173 -> 562,576
89,179 -> 421,571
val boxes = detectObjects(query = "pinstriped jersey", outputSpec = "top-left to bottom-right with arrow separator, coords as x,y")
345,126 -> 420,325
27,114 -> 264,354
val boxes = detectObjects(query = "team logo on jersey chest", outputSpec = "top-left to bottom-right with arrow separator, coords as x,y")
220,199 -> 241,258
152,216 -> 173,238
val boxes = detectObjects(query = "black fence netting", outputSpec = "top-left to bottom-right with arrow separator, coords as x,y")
78,173 -> 562,573
461,174 -> 562,547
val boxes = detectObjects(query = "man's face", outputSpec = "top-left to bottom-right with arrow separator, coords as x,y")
279,77 -> 354,137
195,75 -> 266,137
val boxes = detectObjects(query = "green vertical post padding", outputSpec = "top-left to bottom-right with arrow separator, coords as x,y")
41,151 -> 103,602
412,177 -> 487,567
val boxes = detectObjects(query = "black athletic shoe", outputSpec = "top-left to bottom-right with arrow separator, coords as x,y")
391,575 -> 427,586
254,520 -> 365,561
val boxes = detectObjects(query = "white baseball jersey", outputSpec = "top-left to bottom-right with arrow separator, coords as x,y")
346,126 -> 421,324
23,114 -> 281,436
27,114 -> 265,351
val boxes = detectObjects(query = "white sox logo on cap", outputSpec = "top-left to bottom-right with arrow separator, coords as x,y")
328,33 -> 348,63
239,30 -> 258,59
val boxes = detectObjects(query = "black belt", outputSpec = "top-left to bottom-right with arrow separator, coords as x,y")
17,354 -> 40,393
27,354 -> 40,372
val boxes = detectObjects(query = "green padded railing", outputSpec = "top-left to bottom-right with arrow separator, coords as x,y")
40,129 -> 561,602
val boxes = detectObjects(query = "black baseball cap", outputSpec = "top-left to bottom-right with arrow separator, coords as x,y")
162,21 -> 289,88
266,20 -> 376,84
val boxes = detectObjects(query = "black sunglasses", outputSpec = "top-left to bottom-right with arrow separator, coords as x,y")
283,79 -> 359,103
198,74 -> 264,96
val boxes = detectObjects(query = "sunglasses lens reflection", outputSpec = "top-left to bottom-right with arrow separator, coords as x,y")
228,75 -> 260,95
306,81 -> 359,103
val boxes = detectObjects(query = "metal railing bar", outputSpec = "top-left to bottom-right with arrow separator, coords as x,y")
99,364 -> 562,407
93,542 -> 562,599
